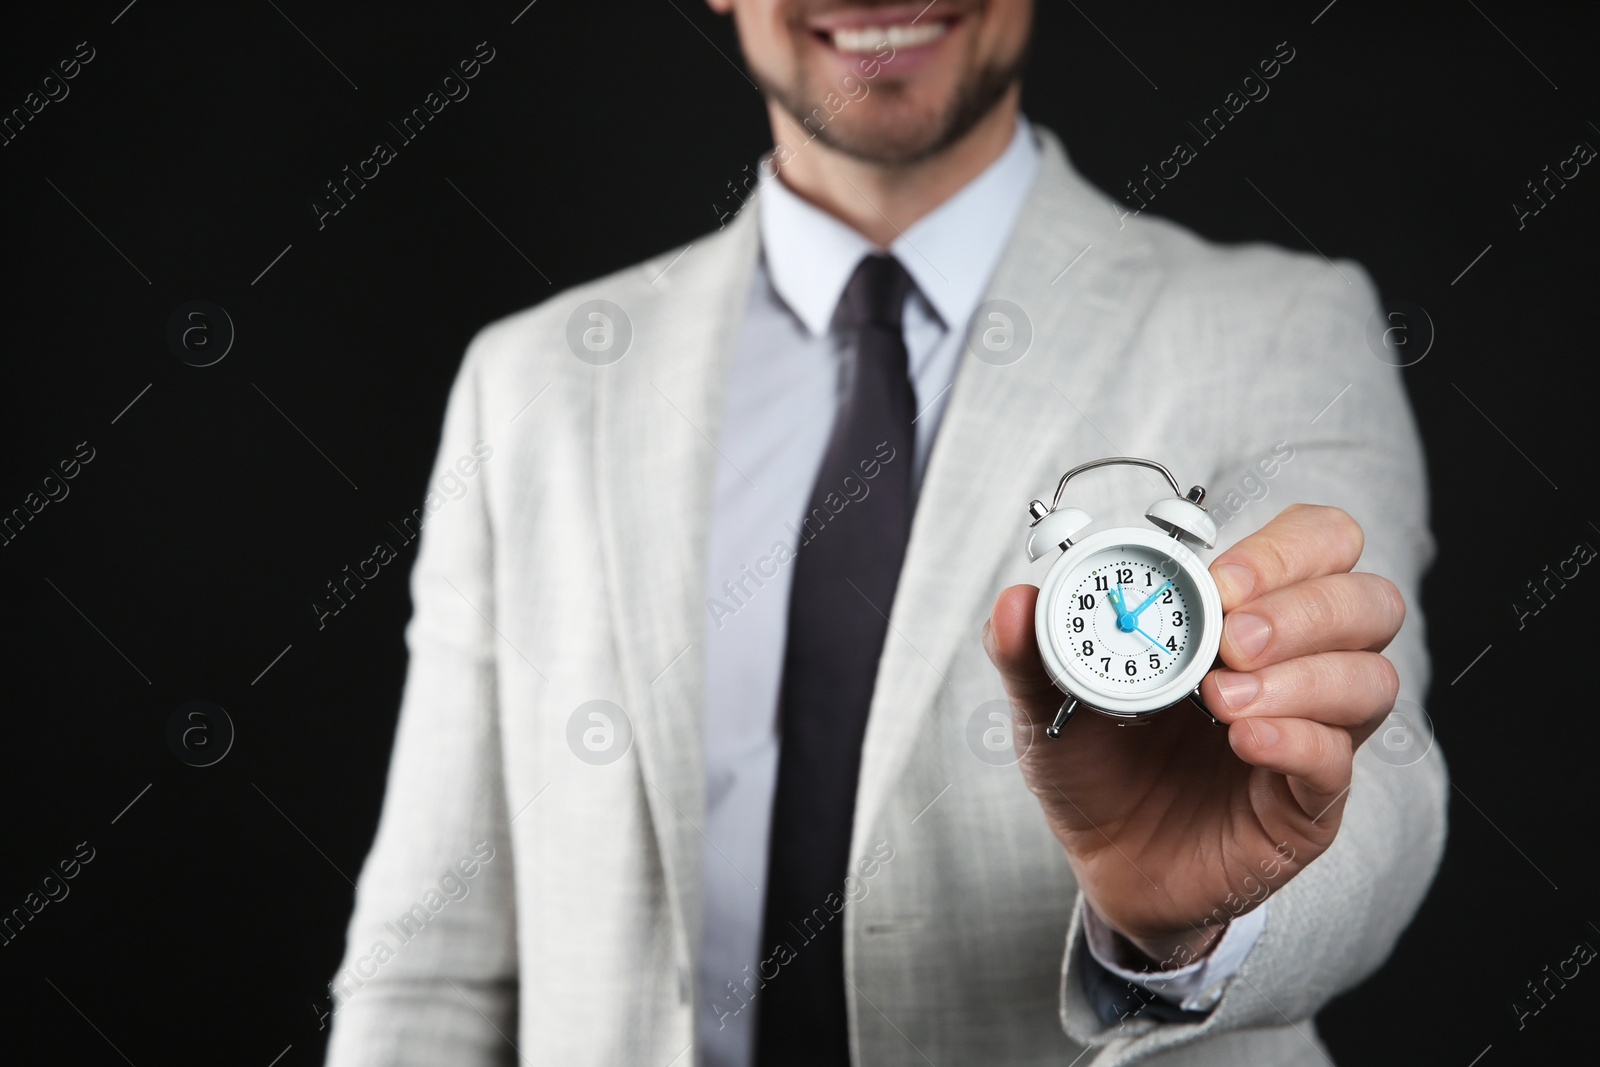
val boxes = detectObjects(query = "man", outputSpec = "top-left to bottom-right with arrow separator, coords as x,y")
325,1 -> 1444,1064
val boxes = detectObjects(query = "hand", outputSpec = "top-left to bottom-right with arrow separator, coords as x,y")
982,504 -> 1404,967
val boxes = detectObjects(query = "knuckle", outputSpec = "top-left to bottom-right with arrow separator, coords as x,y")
1262,656 -> 1333,715
1312,653 -> 1359,707
1328,651 -> 1396,709
1258,535 -> 1297,588
1296,503 -> 1362,556
1269,579 -> 1346,644
1300,719 -> 1337,770
1294,574 -> 1403,647
1287,654 -> 1354,717
1313,578 -> 1356,631
1324,575 -> 1376,633
1306,717 -> 1352,770
1326,729 -> 1354,776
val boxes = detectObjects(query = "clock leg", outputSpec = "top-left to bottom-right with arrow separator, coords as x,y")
1046,697 -> 1078,739
1189,689 -> 1222,726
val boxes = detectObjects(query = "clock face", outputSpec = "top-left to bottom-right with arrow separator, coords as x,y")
1051,544 -> 1202,697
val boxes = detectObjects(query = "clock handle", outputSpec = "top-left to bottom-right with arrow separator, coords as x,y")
1048,456 -> 1182,510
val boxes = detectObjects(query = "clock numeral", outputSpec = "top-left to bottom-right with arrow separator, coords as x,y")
1117,567 -> 1133,584
1124,659 -> 1137,676
1172,610 -> 1185,627
1094,575 -> 1108,591
1100,657 -> 1111,672
1165,636 -> 1178,651
1145,569 -> 1154,587
1078,594 -> 1096,611
1082,640 -> 1094,656
1071,616 -> 1085,633
1162,588 -> 1173,605
1148,653 -> 1160,670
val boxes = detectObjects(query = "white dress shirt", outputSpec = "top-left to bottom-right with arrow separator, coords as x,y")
695,117 -> 1259,1066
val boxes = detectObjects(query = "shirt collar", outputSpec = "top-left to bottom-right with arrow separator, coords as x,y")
757,115 -> 1041,337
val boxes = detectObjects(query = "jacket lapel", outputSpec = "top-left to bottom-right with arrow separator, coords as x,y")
852,130 -> 1167,842
592,209 -> 761,966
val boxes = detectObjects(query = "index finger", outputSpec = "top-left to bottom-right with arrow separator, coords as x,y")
1210,503 -> 1364,611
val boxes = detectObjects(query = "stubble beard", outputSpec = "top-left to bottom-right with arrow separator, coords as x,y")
756,40 -> 1029,167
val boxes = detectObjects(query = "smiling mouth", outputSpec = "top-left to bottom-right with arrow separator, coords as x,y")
812,18 -> 959,56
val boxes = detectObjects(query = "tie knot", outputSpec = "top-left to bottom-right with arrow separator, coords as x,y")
841,254 -> 915,331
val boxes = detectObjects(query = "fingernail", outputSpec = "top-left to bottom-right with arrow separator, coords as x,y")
1214,671 -> 1260,711
1251,719 -> 1279,747
1215,563 -> 1256,604
1227,612 -> 1271,660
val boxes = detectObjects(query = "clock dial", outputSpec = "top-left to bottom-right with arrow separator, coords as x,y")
1054,545 -> 1200,695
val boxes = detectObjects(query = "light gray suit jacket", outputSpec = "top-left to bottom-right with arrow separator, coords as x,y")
324,128 -> 1446,1066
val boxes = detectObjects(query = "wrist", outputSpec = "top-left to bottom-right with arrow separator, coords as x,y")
1103,915 -> 1227,972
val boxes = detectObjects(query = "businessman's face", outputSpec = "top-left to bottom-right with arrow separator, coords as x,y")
709,0 -> 1033,165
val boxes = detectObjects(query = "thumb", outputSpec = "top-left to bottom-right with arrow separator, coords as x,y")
983,585 -> 1064,725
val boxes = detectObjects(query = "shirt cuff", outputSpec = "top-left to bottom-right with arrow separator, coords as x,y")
1081,899 -> 1267,1013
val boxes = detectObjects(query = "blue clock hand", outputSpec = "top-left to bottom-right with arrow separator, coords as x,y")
1130,580 -> 1172,620
1107,586 -> 1136,631
1135,623 -> 1169,656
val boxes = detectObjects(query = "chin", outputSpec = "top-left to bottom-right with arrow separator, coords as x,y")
819,111 -> 954,164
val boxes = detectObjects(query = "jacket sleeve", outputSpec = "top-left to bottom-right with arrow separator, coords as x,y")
324,334 -> 519,1066
1058,258 -> 1448,1064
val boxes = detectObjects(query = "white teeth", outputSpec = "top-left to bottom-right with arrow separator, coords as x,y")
830,21 -> 948,54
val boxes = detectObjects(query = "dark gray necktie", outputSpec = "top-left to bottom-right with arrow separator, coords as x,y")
755,254 -> 918,1065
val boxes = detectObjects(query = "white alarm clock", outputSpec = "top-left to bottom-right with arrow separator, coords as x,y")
1026,457 -> 1224,737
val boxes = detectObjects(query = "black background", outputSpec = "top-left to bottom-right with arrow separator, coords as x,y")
2,1 -> 1595,1063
